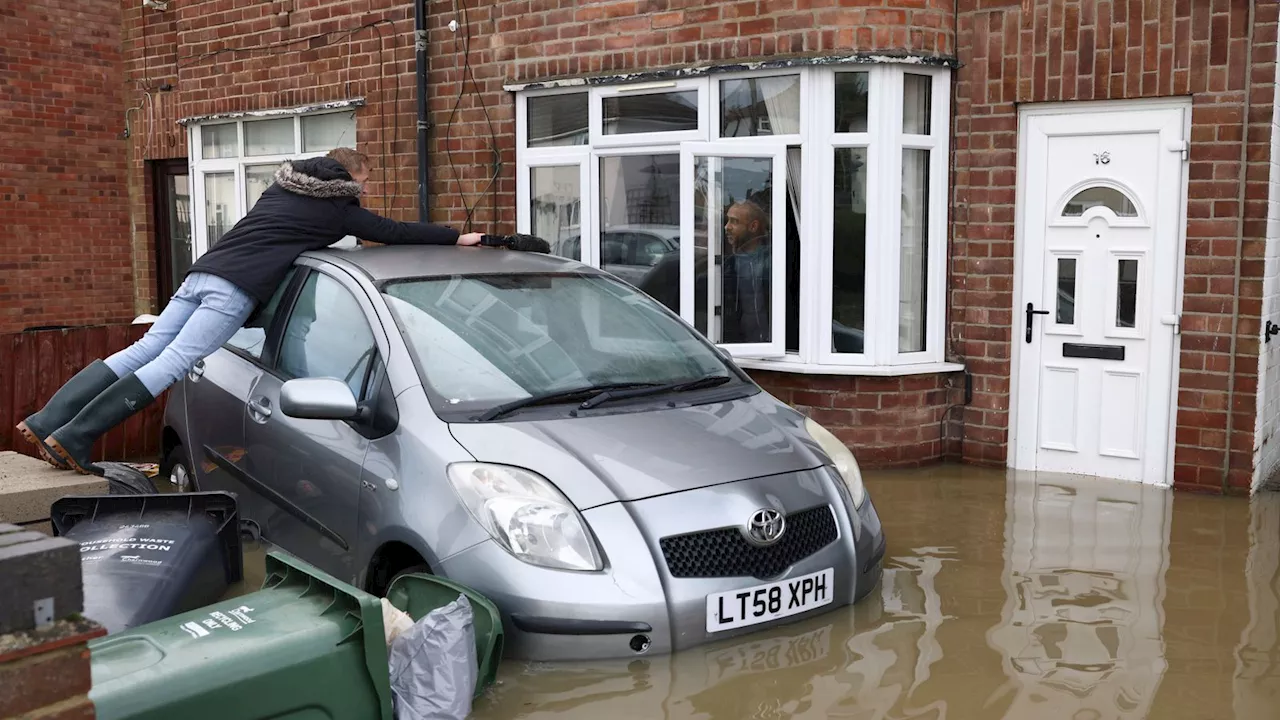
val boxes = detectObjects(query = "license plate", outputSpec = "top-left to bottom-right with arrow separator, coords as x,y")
705,568 -> 834,633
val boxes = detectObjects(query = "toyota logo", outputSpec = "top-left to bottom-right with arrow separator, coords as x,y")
746,509 -> 786,546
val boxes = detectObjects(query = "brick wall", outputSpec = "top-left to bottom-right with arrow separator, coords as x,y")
952,0 -> 1279,492
1255,68 -> 1280,492
426,0 -> 955,231
753,370 -> 964,468
119,0 -> 966,468
0,0 -> 131,333
115,1 -> 1280,485
121,0 -> 428,312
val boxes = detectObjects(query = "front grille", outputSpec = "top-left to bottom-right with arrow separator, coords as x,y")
659,505 -> 838,580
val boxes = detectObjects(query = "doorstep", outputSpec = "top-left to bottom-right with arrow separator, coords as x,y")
0,451 -> 108,536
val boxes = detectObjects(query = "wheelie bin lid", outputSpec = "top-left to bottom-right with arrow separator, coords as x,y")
385,572 -> 505,697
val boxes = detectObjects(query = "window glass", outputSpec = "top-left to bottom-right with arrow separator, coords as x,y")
204,172 -> 236,247
834,72 -> 869,133
226,268 -> 298,359
781,147 -> 802,354
530,166 -> 582,260
903,74 -> 932,135
832,148 -> 867,354
301,111 -> 356,152
278,272 -> 377,399
692,155 -> 776,345
382,274 -> 735,420
202,123 -> 237,159
244,118 -> 295,157
602,91 -> 699,135
720,75 -> 801,137
1116,259 -> 1138,329
1063,186 -> 1138,217
528,94 -> 589,147
245,165 -> 278,211
602,154 -> 683,315
900,148 -> 930,353
1056,258 -> 1077,325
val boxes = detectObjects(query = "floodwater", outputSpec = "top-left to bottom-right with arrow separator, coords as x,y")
236,465 -> 1280,719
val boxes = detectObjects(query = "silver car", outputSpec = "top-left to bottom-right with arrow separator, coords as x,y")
160,245 -> 886,661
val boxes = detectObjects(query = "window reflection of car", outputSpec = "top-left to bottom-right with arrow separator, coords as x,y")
160,244 -> 886,662
562,225 -> 680,286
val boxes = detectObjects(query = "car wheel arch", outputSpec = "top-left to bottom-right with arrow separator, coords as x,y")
363,536 -> 437,597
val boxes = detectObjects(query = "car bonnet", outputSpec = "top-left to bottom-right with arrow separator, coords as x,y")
446,392 -> 828,510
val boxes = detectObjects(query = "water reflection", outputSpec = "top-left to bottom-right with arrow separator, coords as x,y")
985,474 -> 1171,717
466,467 -> 1280,719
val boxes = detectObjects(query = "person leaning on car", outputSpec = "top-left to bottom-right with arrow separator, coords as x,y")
15,146 -> 489,477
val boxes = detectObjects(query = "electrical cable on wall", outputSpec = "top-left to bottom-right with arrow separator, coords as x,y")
150,9 -> 498,227
443,0 -> 503,232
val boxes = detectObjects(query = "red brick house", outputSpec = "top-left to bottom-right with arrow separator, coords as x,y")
4,0 -> 1279,494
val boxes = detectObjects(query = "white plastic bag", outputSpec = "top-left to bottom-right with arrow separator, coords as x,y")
388,594 -> 478,720
382,597 -> 416,646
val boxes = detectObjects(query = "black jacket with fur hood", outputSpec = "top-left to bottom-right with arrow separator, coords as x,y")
186,157 -> 460,305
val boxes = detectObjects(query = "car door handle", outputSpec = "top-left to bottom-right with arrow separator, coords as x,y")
247,397 -> 272,421
188,359 -> 205,381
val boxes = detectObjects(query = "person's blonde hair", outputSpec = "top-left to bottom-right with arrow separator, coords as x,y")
326,147 -> 370,176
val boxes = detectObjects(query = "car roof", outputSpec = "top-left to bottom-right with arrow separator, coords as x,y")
304,244 -> 599,283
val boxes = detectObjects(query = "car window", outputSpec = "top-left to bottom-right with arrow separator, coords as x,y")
225,267 -> 297,360
382,273 -> 735,418
277,271 -> 377,399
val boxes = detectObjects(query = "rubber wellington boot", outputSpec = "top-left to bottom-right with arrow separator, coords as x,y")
16,360 -> 118,470
46,373 -> 155,476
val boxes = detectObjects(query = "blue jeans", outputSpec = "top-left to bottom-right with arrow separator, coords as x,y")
106,272 -> 257,396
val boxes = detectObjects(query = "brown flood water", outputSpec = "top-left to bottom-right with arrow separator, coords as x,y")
235,465 -> 1280,719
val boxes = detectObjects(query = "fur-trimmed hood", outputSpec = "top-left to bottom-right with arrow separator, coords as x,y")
273,157 -> 363,199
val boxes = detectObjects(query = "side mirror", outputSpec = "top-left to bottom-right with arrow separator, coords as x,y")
280,378 -> 360,420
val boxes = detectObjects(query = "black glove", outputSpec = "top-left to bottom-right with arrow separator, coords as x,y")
479,233 -> 551,254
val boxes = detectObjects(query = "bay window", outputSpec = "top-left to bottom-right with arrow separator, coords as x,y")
186,107 -> 360,257
516,63 -> 955,374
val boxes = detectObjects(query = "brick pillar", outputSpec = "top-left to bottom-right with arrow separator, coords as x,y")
0,523 -> 104,720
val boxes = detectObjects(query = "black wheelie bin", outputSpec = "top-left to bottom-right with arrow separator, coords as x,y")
50,491 -> 242,634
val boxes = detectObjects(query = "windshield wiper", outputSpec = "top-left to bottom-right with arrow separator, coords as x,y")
578,375 -> 733,410
476,383 -> 659,421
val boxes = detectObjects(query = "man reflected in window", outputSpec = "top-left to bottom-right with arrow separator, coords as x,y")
721,197 -> 771,344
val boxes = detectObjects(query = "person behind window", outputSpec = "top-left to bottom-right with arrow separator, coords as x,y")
721,197 -> 771,344
16,147 -> 491,476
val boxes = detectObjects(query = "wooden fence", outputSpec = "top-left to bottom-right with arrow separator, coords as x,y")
1,324 -> 167,463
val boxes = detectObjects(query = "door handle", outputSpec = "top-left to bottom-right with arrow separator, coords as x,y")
1025,302 -> 1050,344
188,359 -> 205,381
247,397 -> 272,421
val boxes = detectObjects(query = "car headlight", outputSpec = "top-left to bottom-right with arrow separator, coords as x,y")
804,417 -> 866,509
447,462 -> 603,571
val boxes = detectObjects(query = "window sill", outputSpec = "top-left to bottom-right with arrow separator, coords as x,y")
735,358 -> 966,377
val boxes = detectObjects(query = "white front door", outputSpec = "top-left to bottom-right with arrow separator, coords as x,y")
1013,102 -> 1189,485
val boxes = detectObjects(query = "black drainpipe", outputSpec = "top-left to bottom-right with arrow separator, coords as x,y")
414,0 -> 430,222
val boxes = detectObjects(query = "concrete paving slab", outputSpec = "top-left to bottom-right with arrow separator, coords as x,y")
0,452 -> 107,530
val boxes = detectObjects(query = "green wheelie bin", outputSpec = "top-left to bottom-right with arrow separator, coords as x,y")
88,549 -> 504,720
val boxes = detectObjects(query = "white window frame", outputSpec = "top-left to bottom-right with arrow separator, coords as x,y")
514,64 -> 957,375
590,144 -> 683,271
188,108 -> 357,259
591,79 -> 709,148
516,150 -> 591,264
679,141 -> 789,358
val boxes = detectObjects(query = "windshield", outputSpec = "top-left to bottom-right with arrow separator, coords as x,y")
382,273 -> 742,419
